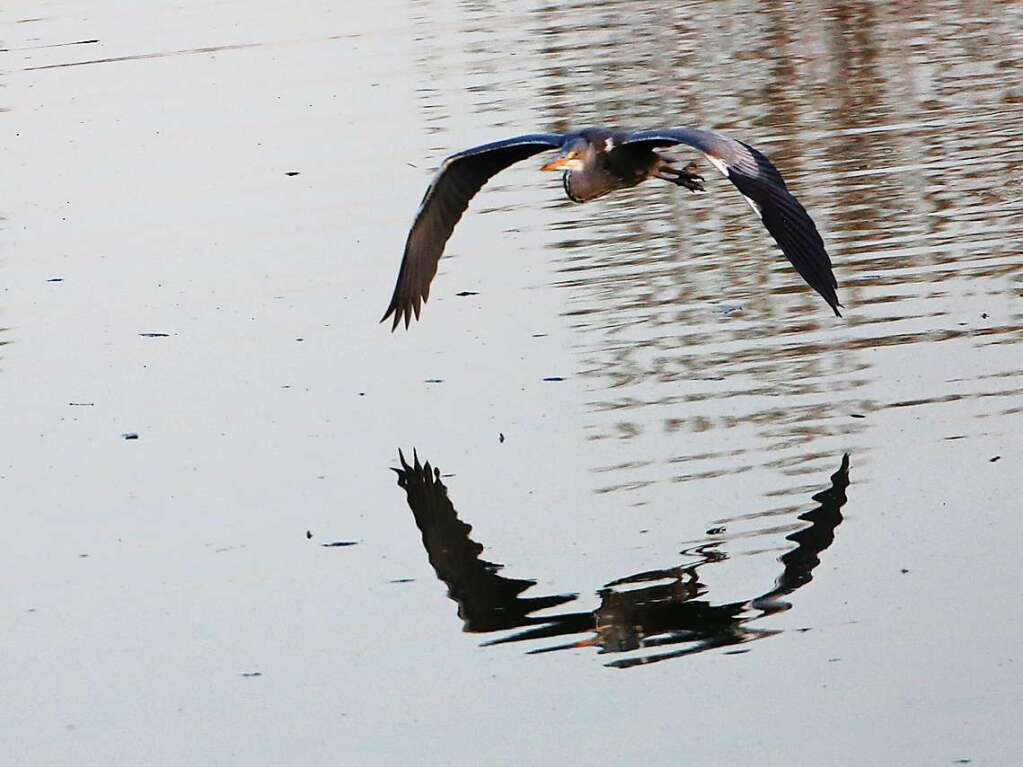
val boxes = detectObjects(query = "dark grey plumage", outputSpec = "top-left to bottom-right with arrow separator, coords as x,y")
382,127 -> 841,330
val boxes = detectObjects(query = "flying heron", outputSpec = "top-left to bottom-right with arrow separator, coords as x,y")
382,127 -> 841,330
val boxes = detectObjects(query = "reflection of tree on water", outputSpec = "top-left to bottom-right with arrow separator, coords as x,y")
393,451 -> 849,668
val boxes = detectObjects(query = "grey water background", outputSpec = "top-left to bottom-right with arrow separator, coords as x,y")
2,1 -> 1022,764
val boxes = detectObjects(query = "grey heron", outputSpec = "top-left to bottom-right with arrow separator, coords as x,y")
382,127 -> 841,330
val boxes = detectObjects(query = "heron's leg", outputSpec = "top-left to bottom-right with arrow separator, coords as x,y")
654,156 -> 705,192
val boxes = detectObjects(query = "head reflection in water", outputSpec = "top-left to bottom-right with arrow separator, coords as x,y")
393,451 -> 850,668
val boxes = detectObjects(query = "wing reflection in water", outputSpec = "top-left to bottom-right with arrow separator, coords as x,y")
393,450 -> 576,632
393,450 -> 850,668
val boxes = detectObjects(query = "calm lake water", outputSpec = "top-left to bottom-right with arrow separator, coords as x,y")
3,1 -> 1022,764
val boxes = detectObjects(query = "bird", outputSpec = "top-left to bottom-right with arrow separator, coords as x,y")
381,127 -> 841,330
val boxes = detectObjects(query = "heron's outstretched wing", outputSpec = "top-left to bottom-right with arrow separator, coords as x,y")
382,133 -> 567,330
623,128 -> 841,316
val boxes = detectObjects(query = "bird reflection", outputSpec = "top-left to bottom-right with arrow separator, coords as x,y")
393,451 -> 849,668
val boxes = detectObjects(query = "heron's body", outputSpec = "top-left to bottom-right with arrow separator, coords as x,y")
382,126 -> 841,330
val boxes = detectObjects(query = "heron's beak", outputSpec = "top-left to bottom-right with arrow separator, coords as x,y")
540,157 -> 571,171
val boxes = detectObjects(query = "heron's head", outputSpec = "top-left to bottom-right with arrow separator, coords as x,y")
540,138 -> 590,172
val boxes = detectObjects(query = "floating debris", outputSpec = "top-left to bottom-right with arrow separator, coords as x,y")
990,456 -> 1001,462
424,378 -> 443,383
69,402 -> 94,407
389,578 -> 415,584
285,171 -> 300,177
241,672 -> 262,678
455,291 -> 479,297
542,376 -> 565,382
850,413 -> 866,419
305,530 -> 313,539
321,540 -> 358,548
138,332 -> 169,338
122,432 -> 139,440
499,433 -> 505,443
46,277 -> 63,282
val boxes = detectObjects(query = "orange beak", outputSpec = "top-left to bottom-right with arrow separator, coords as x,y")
541,157 -> 570,171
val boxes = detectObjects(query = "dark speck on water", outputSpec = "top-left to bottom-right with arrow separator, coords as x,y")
139,332 -> 170,338
305,530 -> 312,539
285,171 -> 300,176
47,277 -> 63,282
389,578 -> 415,584
241,672 -> 262,678
425,378 -> 443,383
990,456 -> 1001,462
499,433 -> 505,443
543,376 -> 565,382
69,402 -> 94,406
455,291 -> 479,296
122,432 -> 139,440
321,541 -> 358,548
850,413 -> 866,419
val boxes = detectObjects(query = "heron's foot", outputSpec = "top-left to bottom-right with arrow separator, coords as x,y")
657,160 -> 705,192
676,170 -> 705,192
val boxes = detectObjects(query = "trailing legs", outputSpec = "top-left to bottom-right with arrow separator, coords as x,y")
654,156 -> 705,192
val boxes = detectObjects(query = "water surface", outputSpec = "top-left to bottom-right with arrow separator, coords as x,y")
3,1 -> 1022,764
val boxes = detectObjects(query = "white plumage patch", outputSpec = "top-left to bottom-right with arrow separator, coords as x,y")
604,137 -> 615,152
706,155 -> 729,177
741,195 -> 763,218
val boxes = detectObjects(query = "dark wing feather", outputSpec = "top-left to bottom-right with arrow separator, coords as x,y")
623,129 -> 841,316
382,133 -> 566,330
